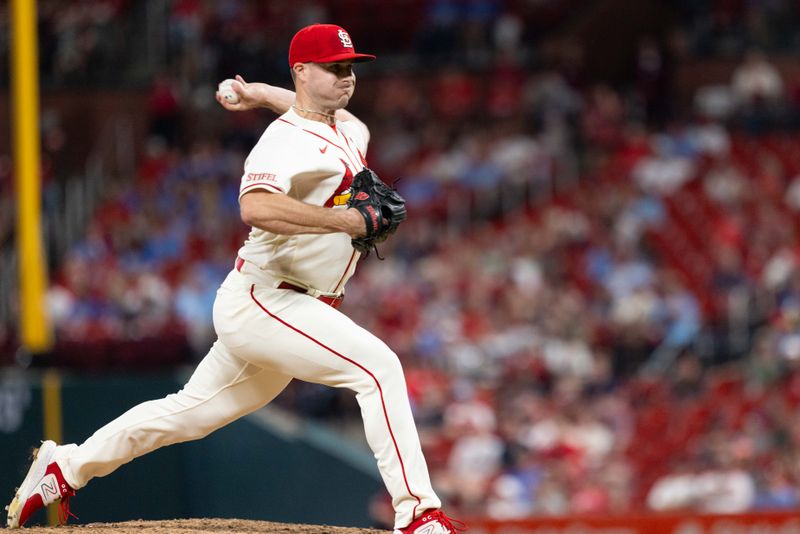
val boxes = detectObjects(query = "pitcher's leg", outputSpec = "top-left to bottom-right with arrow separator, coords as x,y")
58,340 -> 291,489
241,288 -> 441,528
350,352 -> 441,527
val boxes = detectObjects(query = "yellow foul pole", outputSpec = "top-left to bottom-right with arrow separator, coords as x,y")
11,0 -> 53,352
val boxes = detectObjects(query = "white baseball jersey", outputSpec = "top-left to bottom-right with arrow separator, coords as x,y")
237,108 -> 368,295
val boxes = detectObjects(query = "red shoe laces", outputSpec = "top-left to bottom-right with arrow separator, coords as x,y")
57,493 -> 78,525
438,511 -> 467,532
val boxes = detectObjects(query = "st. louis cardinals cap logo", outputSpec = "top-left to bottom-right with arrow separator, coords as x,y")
337,29 -> 353,48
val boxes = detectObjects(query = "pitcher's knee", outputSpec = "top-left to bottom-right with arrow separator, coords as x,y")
354,348 -> 406,394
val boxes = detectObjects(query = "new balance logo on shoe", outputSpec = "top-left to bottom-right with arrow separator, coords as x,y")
40,475 -> 59,498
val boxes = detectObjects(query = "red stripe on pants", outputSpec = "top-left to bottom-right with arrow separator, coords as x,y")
248,285 -> 422,517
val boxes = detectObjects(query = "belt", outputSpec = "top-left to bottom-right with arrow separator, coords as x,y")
235,257 -> 343,309
277,281 -> 343,309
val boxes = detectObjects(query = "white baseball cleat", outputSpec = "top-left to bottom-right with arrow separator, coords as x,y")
6,440 -> 76,528
394,509 -> 466,534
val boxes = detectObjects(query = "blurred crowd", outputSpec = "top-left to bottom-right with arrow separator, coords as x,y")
2,0 -> 799,88
357,121 -> 800,520
3,0 -> 800,522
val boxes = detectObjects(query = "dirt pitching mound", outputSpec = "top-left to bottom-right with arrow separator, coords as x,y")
18,518 -> 388,534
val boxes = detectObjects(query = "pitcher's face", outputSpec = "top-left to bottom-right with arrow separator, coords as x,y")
297,61 -> 356,111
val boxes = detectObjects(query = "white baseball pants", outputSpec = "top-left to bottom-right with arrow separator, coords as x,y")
55,265 -> 441,528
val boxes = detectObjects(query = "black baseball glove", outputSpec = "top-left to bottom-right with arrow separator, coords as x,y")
347,167 -> 407,256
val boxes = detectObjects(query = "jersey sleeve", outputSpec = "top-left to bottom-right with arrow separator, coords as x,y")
339,120 -> 369,156
238,135 -> 297,199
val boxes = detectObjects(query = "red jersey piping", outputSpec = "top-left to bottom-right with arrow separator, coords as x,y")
240,182 -> 284,195
277,118 -> 360,170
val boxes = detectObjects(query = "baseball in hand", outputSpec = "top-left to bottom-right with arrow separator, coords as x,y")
218,79 -> 240,104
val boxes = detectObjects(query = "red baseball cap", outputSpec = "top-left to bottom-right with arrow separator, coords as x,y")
288,24 -> 376,66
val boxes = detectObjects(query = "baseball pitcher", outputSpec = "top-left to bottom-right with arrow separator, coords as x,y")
6,24 -> 463,534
